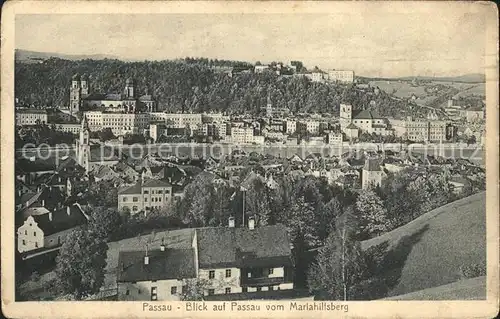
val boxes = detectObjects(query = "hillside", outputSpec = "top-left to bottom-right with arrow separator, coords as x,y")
383,276 -> 486,300
361,191 -> 486,299
15,58 -> 424,118
15,49 -> 121,63
360,73 -> 485,84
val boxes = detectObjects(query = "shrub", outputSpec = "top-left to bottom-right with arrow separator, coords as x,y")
459,263 -> 486,279
30,271 -> 40,282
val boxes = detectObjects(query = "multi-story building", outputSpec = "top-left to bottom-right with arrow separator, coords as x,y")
326,132 -> 343,145
297,120 -> 320,135
285,119 -> 297,134
70,74 -> 155,115
214,122 -> 228,138
401,117 -> 447,142
362,158 -> 384,190
16,109 -> 48,126
118,178 -> 173,214
229,127 -> 255,144
17,203 -> 88,253
326,70 -> 355,83
117,220 -> 294,301
149,123 -> 167,143
351,110 -> 392,136
83,111 -> 150,136
404,118 -> 429,142
428,121 -> 447,142
305,72 -> 324,82
54,123 -> 81,135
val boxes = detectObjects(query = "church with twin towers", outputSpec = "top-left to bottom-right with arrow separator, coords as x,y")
69,73 -> 156,115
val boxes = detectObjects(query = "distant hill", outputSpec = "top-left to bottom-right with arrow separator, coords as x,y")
361,191 -> 486,299
359,73 -> 485,83
15,49 -> 122,63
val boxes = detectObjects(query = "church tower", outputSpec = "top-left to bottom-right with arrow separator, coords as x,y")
124,78 -> 135,98
70,74 -> 81,115
340,103 -> 352,132
76,115 -> 91,172
266,92 -> 272,117
80,74 -> 90,97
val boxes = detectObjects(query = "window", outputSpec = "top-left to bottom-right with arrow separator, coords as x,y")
159,197 -> 162,202
209,270 -> 215,279
144,198 -> 148,202
256,287 -> 261,292
268,268 -> 274,275
123,197 -> 127,202
24,230 -> 27,235
133,197 -> 138,202
151,287 -> 157,300
208,289 -> 215,296
242,287 -> 248,293
182,285 -> 187,294
138,289 -> 141,294
133,206 -> 138,211
22,240 -> 26,245
35,242 -> 38,248
268,286 -> 274,291
126,289 -> 130,296
158,190 -> 163,194
143,190 -> 149,194
33,231 -> 36,236
171,286 -> 177,295
225,288 -> 231,294
247,272 -> 252,278
225,269 -> 231,278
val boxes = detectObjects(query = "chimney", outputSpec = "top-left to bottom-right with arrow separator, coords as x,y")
228,216 -> 235,228
41,199 -> 45,207
48,212 -> 53,221
67,206 -> 71,216
160,237 -> 166,251
144,244 -> 149,265
248,216 -> 255,230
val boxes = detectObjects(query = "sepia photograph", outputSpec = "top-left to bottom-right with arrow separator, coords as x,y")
1,1 -> 498,318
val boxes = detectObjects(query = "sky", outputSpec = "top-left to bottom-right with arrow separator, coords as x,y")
15,8 -> 487,78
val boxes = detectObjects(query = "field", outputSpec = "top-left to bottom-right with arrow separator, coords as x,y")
383,276 -> 486,300
452,83 -> 486,98
369,80 -> 427,98
361,191 -> 486,299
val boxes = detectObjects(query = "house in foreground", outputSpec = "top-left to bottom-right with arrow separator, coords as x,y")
116,219 -> 294,301
17,203 -> 89,253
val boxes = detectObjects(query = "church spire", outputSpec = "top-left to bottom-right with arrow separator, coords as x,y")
81,114 -> 89,131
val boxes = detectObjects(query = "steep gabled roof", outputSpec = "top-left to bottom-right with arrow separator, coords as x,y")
196,224 -> 293,269
117,248 -> 197,282
364,158 -> 382,171
30,204 -> 88,236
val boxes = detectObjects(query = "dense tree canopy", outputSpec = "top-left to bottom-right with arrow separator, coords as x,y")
15,58 -> 427,118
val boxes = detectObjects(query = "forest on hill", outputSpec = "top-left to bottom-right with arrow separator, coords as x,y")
15,57 -> 425,119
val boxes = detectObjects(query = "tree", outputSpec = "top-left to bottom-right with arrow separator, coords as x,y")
317,197 -> 342,243
307,216 -> 367,301
179,278 -> 212,301
54,227 -> 108,300
89,207 -> 123,241
354,190 -> 391,240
